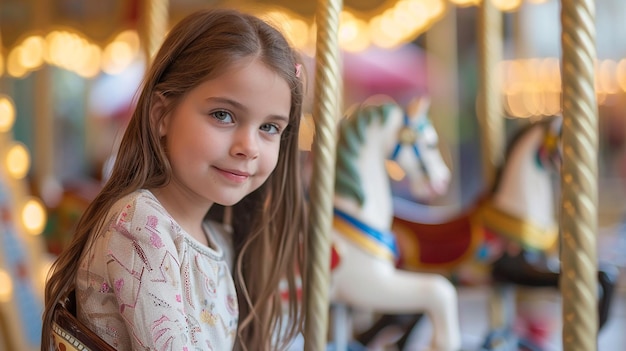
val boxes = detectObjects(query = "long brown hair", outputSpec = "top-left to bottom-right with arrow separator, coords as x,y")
42,8 -> 308,350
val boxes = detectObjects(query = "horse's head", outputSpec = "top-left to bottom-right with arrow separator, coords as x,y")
536,116 -> 562,172
387,96 -> 451,201
488,116 -> 563,249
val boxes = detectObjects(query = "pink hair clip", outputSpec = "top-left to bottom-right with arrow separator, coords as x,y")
295,63 -> 302,78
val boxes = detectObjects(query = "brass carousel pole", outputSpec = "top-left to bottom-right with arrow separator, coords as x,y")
32,0 -> 58,206
477,0 -> 506,330
560,0 -> 599,350
304,0 -> 343,349
477,0 -> 504,188
425,3 -> 460,210
142,0 -> 170,64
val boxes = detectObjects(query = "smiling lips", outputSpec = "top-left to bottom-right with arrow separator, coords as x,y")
214,166 -> 250,183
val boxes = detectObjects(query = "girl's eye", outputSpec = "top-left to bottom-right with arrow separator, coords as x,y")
260,123 -> 281,135
211,110 -> 233,123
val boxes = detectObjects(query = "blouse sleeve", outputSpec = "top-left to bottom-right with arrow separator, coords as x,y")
103,200 -> 192,350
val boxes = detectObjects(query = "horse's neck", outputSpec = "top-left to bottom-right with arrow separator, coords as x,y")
491,127 -> 556,229
334,129 -> 394,231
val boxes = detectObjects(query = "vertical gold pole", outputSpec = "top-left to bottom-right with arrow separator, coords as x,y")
478,0 -> 506,332
477,0 -> 504,189
560,1 -> 598,350
425,3 -> 461,210
305,0 -> 342,349
32,0 -> 59,206
142,0 -> 169,65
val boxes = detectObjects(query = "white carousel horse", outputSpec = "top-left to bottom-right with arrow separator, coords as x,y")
392,118 -> 563,278
327,95 -> 460,351
358,117 -> 618,350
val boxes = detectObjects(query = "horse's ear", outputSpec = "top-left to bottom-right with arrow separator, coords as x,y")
363,94 -> 395,107
550,115 -> 562,136
406,96 -> 431,120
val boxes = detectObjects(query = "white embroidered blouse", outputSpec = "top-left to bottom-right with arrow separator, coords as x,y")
75,189 -> 238,350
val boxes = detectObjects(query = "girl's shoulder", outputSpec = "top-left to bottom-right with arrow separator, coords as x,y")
104,189 -> 179,239
109,189 -> 167,220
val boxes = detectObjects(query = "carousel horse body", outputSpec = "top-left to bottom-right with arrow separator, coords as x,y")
356,118 -> 618,350
394,119 -> 561,274
327,96 -> 461,351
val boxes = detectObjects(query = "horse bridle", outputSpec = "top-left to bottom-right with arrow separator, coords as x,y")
389,113 -> 431,181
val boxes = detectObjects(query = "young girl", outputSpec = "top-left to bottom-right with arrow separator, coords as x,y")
42,8 -> 308,351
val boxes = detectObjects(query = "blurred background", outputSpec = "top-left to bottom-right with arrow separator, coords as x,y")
0,0 -> 625,350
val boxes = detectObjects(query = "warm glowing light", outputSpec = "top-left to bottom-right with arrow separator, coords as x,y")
492,0 -> 523,12
19,35 -> 45,70
115,30 -> 140,57
449,0 -> 480,6
6,143 -> 30,179
395,1 -> 428,33
0,96 -> 16,132
617,59 -> 626,92
599,60 -> 619,94
339,13 -> 370,52
430,0 -> 447,19
21,198 -> 47,235
7,46 -> 28,78
102,41 -> 133,75
250,4 -> 444,52
369,16 -> 391,48
502,60 -> 523,94
506,92 -> 531,118
76,44 -> 102,78
370,14 -> 405,49
542,58 -> 561,93
502,57 -> 626,117
45,30 -> 98,76
339,12 -> 358,40
44,30 -> 62,63
0,270 -> 12,302
544,91 -> 561,115
282,18 -> 310,51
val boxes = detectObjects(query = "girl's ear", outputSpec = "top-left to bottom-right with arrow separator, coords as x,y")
150,93 -> 169,137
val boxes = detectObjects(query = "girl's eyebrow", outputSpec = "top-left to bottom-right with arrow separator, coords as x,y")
206,96 -> 290,124
268,114 -> 290,125
205,96 -> 246,110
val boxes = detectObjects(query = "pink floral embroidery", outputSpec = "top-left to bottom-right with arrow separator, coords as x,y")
176,294 -> 182,303
150,232 -> 164,248
100,282 -> 110,293
146,215 -> 164,248
146,215 -> 158,228
114,278 -> 124,292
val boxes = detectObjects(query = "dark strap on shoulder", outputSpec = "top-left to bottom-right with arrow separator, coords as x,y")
52,289 -> 117,351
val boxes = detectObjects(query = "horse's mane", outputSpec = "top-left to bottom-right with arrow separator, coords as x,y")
491,117 -> 559,194
335,103 -> 396,205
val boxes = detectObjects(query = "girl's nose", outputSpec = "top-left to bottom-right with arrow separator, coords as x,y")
231,129 -> 260,159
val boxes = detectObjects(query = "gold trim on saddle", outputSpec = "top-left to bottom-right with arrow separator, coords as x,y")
479,202 -> 558,251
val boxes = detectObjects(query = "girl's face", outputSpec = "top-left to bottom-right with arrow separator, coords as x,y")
157,58 -> 291,207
